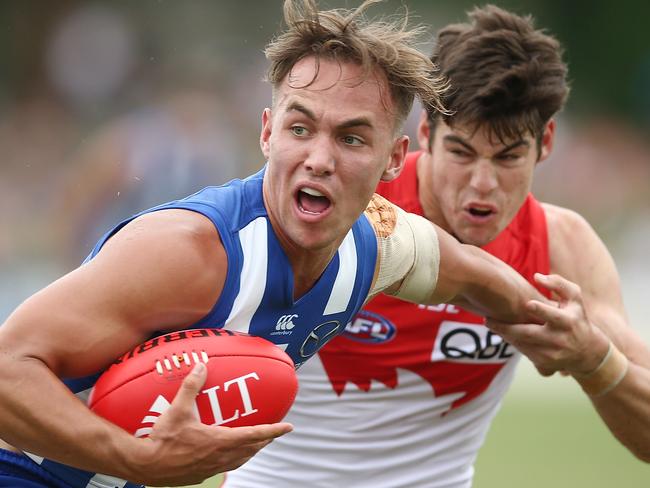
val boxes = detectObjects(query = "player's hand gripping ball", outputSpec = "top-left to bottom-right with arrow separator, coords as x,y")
89,329 -> 298,437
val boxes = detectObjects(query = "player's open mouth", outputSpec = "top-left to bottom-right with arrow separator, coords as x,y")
468,207 -> 492,216
297,187 -> 331,215
465,204 -> 496,220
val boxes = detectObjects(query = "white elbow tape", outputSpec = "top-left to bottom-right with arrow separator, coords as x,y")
368,196 -> 440,302
395,209 -> 441,302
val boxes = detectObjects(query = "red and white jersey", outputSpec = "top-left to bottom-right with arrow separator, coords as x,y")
225,152 -> 550,488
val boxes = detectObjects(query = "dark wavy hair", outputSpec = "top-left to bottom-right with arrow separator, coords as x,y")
429,4 -> 569,147
265,0 -> 448,130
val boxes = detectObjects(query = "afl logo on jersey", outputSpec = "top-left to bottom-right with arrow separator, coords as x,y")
343,310 -> 396,344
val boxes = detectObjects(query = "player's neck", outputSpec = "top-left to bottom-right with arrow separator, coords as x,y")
416,151 -> 447,230
289,248 -> 336,300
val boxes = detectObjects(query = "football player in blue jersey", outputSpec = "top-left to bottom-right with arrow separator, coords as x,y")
0,1 -> 553,487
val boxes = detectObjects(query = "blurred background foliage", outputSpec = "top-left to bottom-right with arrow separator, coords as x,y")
2,0 -> 650,122
0,1 -> 648,486
1,0 -> 649,266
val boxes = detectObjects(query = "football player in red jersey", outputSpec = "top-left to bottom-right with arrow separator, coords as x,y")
225,6 -> 650,488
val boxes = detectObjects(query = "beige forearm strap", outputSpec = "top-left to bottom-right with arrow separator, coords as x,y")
365,194 -> 440,303
394,210 -> 440,303
573,341 -> 629,398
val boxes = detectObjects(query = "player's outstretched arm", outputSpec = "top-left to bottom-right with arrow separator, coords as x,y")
0,209 -> 291,484
430,228 -> 549,322
487,205 -> 650,462
367,196 -> 547,324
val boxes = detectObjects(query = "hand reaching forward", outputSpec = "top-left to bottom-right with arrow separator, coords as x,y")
128,362 -> 293,487
486,273 -> 610,377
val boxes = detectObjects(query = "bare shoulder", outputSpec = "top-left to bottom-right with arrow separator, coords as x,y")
0,209 -> 228,377
86,209 -> 228,331
115,208 -> 220,241
541,203 -> 610,279
542,202 -> 623,281
542,202 -> 594,240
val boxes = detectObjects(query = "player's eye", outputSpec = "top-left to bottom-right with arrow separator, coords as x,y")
498,154 -> 518,161
291,126 -> 309,137
449,148 -> 471,159
496,154 -> 524,166
342,135 -> 364,146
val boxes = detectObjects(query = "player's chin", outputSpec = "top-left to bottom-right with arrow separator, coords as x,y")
287,215 -> 339,247
295,231 -> 336,251
455,227 -> 497,247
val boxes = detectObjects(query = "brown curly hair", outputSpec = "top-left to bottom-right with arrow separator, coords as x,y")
429,4 -> 570,147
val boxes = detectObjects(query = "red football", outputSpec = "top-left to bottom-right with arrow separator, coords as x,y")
89,328 -> 298,437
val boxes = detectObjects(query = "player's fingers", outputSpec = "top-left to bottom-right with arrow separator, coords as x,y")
535,364 -> 555,377
483,318 -> 508,335
209,439 -> 274,473
225,422 -> 293,444
485,320 -> 542,340
218,447 -> 267,473
171,362 -> 208,408
485,318 -> 506,328
526,299 -> 570,326
534,273 -> 581,302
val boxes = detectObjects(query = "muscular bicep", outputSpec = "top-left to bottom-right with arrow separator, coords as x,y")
426,228 -> 478,304
366,196 -> 542,321
0,209 -> 227,378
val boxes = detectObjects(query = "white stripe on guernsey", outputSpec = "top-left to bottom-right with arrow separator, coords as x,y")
24,452 -> 44,464
323,229 -> 357,315
86,473 -> 128,487
75,387 -> 93,404
225,217 -> 269,332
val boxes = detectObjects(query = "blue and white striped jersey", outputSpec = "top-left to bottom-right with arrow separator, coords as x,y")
22,166 -> 378,488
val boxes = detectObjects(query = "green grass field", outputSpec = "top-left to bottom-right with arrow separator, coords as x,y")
474,395 -> 649,487
170,365 -> 650,488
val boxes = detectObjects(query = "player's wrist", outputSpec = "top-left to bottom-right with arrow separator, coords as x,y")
119,437 -> 158,485
571,340 -> 629,398
571,329 -> 611,375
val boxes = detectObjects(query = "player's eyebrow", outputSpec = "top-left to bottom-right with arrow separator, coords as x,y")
338,117 -> 373,130
443,134 -> 530,155
494,140 -> 530,155
443,134 -> 477,153
286,101 -> 373,130
286,101 -> 317,120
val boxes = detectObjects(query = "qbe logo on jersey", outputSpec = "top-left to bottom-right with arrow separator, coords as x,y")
432,321 -> 515,363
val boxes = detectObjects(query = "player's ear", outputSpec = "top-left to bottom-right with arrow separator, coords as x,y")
416,110 -> 432,152
380,135 -> 409,182
537,119 -> 556,164
260,108 -> 273,159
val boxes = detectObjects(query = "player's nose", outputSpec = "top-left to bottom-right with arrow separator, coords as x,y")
469,159 -> 498,193
304,135 -> 336,176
